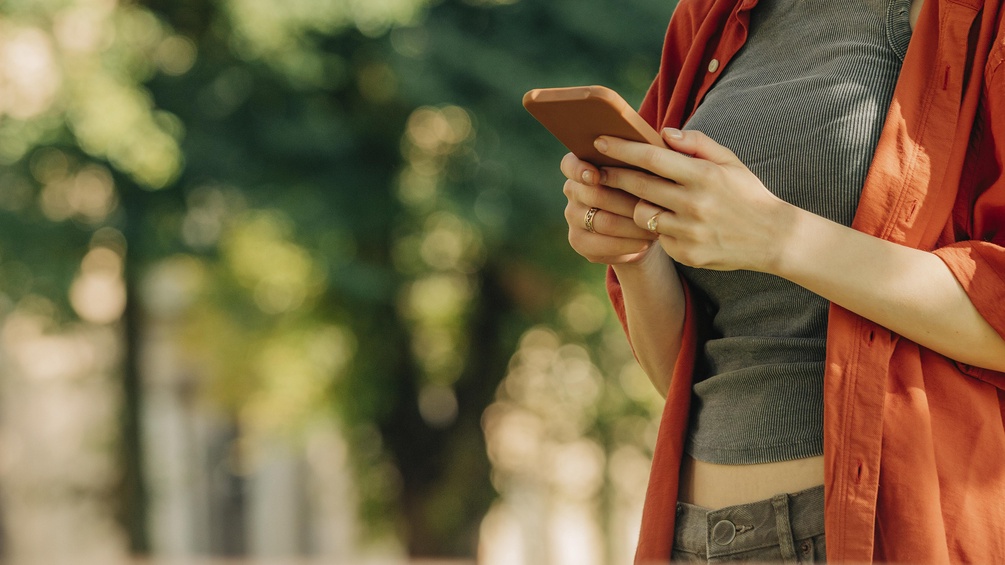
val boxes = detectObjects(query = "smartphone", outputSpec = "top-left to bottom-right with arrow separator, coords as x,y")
522,85 -> 666,169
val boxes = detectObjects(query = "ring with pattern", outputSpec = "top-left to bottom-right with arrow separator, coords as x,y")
584,207 -> 600,233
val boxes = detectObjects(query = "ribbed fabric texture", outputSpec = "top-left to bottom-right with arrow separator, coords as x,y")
677,0 -> 912,464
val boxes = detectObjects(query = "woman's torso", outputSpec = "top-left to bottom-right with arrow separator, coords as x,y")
675,0 -> 914,507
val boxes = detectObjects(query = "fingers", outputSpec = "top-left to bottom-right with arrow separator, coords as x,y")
630,200 -> 704,267
633,199 -> 664,232
633,199 -> 686,239
560,152 -> 601,185
594,135 -> 699,186
565,200 -> 655,240
567,226 -> 654,264
561,151 -> 644,220
661,128 -> 738,165
563,178 -> 647,221
599,166 -> 689,214
593,129 -> 736,186
560,153 -> 658,264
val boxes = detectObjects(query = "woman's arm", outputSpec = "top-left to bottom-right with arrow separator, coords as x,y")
776,206 -> 1005,371
595,128 -> 1005,372
560,153 -> 687,395
610,251 -> 685,397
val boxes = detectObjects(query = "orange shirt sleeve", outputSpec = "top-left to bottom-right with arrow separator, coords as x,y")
932,46 -> 1005,382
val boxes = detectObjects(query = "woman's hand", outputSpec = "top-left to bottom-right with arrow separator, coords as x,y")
596,128 -> 1005,371
562,152 -> 686,395
560,152 -> 659,265
595,128 -> 798,274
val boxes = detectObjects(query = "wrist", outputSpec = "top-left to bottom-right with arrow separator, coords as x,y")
762,200 -> 809,277
613,244 -> 673,278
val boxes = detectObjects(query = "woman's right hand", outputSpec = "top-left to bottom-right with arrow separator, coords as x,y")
560,152 -> 658,265
562,152 -> 684,396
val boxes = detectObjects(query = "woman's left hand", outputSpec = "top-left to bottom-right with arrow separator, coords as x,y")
598,128 -> 1005,372
596,128 -> 798,273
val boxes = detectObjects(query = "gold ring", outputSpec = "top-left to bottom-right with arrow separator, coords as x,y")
584,207 -> 600,233
647,211 -> 662,232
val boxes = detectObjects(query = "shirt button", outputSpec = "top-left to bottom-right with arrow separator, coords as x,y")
712,519 -> 736,546
708,59 -> 720,73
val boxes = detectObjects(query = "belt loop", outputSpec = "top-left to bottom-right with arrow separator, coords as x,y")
771,493 -> 798,563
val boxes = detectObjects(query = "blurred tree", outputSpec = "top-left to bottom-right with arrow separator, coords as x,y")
377,0 -> 673,555
0,0 -> 675,560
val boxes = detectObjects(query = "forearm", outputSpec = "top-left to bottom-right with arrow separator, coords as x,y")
773,204 -> 1005,372
612,248 -> 687,396
592,129 -> 1005,372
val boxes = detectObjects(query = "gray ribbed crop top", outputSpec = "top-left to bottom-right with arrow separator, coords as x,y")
677,0 -> 912,464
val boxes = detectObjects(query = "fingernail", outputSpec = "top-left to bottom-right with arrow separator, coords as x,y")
663,127 -> 684,139
594,138 -> 609,152
582,170 -> 594,184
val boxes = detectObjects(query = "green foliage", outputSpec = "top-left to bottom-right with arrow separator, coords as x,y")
0,0 -> 677,557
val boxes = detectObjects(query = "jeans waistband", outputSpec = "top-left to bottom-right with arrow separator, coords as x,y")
674,484 -> 825,559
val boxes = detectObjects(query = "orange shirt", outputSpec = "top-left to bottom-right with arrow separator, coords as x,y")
605,0 -> 1005,562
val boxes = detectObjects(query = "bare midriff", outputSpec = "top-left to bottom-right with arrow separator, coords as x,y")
677,453 -> 825,509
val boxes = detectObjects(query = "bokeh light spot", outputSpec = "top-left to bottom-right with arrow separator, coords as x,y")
0,26 -> 61,120
155,35 -> 197,76
418,384 -> 459,428
70,247 -> 126,325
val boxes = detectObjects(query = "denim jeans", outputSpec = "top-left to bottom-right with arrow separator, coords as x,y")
671,485 -> 826,563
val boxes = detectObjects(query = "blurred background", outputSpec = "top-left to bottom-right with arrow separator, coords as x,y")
0,0 -> 677,563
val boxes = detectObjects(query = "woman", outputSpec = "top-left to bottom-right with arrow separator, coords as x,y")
560,0 -> 1005,562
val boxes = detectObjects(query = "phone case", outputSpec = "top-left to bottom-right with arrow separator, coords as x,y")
522,85 -> 665,168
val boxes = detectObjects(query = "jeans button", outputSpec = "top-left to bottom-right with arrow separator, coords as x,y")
712,519 -> 736,546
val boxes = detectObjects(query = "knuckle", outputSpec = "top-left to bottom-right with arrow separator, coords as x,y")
564,203 -> 578,226
685,193 -> 709,218
679,224 -> 702,243
640,146 -> 663,169
626,172 -> 651,200
567,229 -> 582,250
563,179 -> 578,199
709,165 -> 726,183
632,207 -> 648,228
691,160 -> 714,178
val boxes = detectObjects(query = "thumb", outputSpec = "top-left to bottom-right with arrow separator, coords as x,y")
661,127 -> 738,165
